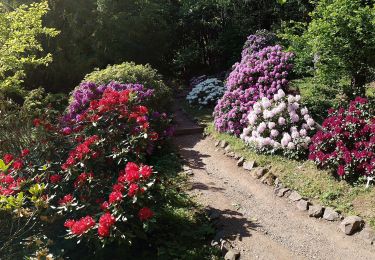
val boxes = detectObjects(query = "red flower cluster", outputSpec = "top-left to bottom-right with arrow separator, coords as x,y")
59,194 -> 74,205
62,135 -> 99,171
138,207 -> 154,221
98,212 -> 116,237
309,97 -> 374,180
64,216 -> 96,235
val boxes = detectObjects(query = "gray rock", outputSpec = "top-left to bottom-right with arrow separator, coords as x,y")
237,157 -> 245,167
289,191 -> 303,202
360,227 -> 375,245
224,249 -> 240,260
224,145 -> 231,153
184,169 -> 194,176
251,167 -> 267,179
296,199 -> 309,211
308,205 -> 324,218
323,207 -> 340,221
182,165 -> 190,171
234,154 -> 241,160
215,141 -> 220,147
220,140 -> 229,148
227,152 -> 236,158
220,240 -> 232,254
243,160 -> 256,171
260,172 -> 276,186
275,188 -> 290,197
339,216 -> 364,235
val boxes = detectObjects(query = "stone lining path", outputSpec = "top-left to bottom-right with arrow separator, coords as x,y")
173,108 -> 375,260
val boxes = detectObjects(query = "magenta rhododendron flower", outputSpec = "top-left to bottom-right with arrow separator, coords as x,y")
214,34 -> 293,135
309,97 -> 374,181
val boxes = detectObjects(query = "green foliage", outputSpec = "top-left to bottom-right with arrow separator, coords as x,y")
308,0 -> 375,96
278,21 -> 313,77
0,1 -> 58,92
83,62 -> 172,110
282,0 -> 375,98
22,87 -> 68,115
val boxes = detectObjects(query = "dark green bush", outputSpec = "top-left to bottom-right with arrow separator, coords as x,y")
82,62 -> 172,110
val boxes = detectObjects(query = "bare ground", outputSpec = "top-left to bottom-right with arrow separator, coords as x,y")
174,133 -> 375,260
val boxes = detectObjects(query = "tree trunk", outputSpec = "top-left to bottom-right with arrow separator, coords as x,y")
351,71 -> 367,97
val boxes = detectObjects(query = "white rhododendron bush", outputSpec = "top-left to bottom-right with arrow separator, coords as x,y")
186,78 -> 225,107
240,90 -> 315,159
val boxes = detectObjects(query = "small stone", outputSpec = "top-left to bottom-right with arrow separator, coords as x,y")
339,216 -> 364,235
288,191 -> 303,202
260,172 -> 276,186
182,165 -> 190,171
211,240 -> 219,247
237,157 -> 245,167
224,145 -> 231,153
234,154 -> 241,160
184,169 -> 194,176
276,188 -> 290,197
224,249 -> 240,260
221,240 -> 232,254
220,140 -> 229,148
250,167 -> 267,179
308,205 -> 324,218
209,211 -> 221,221
243,161 -> 256,171
296,199 -> 309,211
215,141 -> 220,147
360,227 -> 375,245
227,152 -> 236,157
323,207 -> 340,221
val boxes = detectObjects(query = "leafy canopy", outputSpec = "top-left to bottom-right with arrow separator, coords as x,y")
0,1 -> 58,93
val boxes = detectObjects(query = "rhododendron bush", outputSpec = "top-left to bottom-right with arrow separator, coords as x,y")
214,34 -> 293,135
309,97 -> 374,181
186,78 -> 225,107
240,90 -> 315,159
0,82 -> 172,247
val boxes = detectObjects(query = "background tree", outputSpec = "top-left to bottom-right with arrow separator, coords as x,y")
0,1 -> 58,100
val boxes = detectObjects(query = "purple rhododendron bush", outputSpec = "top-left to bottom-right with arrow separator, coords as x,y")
0,82 -> 174,253
240,89 -> 315,159
309,97 -> 374,182
214,34 -> 294,135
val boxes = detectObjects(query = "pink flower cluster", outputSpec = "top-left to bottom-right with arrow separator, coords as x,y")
309,97 -> 374,180
214,42 -> 293,135
240,90 -> 315,158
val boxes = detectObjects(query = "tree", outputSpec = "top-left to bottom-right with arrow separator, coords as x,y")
0,1 -> 58,97
307,0 -> 375,97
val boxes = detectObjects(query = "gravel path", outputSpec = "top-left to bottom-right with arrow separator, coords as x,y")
174,133 -> 375,260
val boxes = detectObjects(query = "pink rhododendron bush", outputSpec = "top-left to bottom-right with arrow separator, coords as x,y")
240,90 -> 315,159
0,82 -> 172,248
309,97 -> 374,181
213,33 -> 294,135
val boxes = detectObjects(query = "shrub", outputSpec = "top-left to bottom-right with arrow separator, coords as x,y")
186,78 -> 224,107
240,89 -> 315,159
82,62 -> 172,110
241,30 -> 276,58
309,97 -> 374,182
0,83 -> 172,252
214,40 -> 294,135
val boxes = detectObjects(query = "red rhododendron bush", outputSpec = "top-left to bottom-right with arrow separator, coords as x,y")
0,83 -> 172,247
309,97 -> 374,182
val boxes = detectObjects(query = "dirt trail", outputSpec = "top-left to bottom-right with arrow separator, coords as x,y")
174,132 -> 375,260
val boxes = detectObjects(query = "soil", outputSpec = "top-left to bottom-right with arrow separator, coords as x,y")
173,112 -> 375,259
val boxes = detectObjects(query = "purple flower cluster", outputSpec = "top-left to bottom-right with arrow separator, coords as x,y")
241,30 -> 276,58
63,82 -> 154,124
214,43 -> 294,135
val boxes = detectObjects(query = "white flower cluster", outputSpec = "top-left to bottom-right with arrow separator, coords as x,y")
240,89 -> 315,158
186,78 -> 225,107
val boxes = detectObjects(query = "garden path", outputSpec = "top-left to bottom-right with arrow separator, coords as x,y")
173,110 -> 375,260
